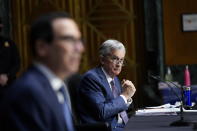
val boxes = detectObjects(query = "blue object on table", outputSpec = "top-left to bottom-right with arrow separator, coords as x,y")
158,82 -> 197,104
183,86 -> 192,106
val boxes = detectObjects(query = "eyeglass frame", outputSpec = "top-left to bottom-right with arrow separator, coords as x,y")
105,54 -> 125,66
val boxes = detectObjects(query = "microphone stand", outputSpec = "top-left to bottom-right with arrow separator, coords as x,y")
149,75 -> 190,126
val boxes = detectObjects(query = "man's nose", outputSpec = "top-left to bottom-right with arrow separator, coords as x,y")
115,63 -> 121,67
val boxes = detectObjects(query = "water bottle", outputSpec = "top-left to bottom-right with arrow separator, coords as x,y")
184,65 -> 192,107
165,67 -> 173,81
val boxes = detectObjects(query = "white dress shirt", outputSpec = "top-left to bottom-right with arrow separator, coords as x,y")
34,62 -> 71,110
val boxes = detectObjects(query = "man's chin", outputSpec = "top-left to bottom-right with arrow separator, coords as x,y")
112,71 -> 120,76
69,65 -> 79,74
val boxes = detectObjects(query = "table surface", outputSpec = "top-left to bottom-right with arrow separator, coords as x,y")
124,112 -> 197,131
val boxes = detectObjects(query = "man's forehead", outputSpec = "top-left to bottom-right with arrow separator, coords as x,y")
110,49 -> 125,57
111,48 -> 125,54
52,18 -> 81,36
52,18 -> 76,28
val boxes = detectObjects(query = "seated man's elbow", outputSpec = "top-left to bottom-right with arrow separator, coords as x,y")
98,110 -> 111,121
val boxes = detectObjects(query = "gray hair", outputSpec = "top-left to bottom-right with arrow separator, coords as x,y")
99,39 -> 126,57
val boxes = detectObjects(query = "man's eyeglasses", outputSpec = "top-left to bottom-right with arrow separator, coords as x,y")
56,35 -> 84,45
107,55 -> 125,66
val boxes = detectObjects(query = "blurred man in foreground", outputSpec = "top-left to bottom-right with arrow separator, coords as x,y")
0,12 -> 84,131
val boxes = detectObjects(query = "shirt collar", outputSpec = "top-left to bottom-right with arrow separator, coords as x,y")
34,62 -> 65,92
101,67 -> 113,84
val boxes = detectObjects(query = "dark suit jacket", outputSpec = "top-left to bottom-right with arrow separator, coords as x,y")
0,36 -> 20,83
0,66 -> 69,131
77,67 -> 128,130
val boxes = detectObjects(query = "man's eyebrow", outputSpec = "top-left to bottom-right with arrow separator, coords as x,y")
111,55 -> 124,59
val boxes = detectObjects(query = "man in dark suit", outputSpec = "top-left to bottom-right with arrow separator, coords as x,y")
0,17 -> 20,90
0,12 -> 84,131
77,40 -> 136,131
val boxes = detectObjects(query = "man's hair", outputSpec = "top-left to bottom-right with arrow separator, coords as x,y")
30,12 -> 71,56
99,39 -> 126,57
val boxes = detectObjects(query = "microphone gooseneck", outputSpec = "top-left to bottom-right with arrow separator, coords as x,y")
149,75 -> 190,126
149,75 -> 182,103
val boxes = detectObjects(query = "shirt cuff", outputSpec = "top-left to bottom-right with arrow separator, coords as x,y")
120,95 -> 127,104
120,95 -> 133,107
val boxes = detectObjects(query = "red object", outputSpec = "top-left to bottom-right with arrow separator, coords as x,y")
184,65 -> 191,86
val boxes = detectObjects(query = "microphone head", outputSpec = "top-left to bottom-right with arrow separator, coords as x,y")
149,74 -> 161,81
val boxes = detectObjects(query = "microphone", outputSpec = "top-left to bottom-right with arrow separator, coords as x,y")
149,74 -> 190,126
149,75 -> 182,103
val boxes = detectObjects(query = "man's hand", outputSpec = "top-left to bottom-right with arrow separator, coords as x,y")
0,74 -> 8,86
121,79 -> 136,100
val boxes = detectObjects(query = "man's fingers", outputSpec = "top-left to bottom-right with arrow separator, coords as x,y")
121,79 -> 126,85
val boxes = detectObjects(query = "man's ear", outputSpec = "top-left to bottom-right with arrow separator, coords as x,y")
35,40 -> 49,57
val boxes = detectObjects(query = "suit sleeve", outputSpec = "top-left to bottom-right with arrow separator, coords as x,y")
79,74 -> 128,121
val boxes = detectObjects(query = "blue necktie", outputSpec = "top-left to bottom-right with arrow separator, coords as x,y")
110,80 -> 129,124
59,86 -> 74,131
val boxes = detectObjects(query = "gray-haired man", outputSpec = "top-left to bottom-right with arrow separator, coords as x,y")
77,39 -> 136,131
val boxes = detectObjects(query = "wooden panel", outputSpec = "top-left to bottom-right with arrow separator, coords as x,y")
11,0 -> 147,107
11,0 -> 77,72
78,0 -> 138,86
163,0 -> 197,65
11,0 -> 138,85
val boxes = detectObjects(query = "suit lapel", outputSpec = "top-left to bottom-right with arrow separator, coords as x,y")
96,67 -> 114,98
30,66 -> 66,124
